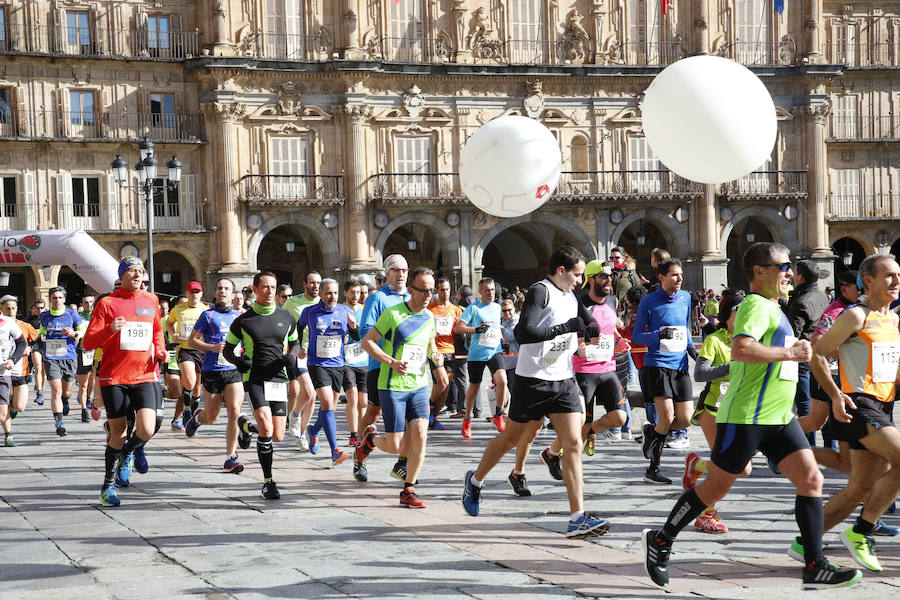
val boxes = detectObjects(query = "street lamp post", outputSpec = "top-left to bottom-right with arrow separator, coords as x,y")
111,137 -> 182,291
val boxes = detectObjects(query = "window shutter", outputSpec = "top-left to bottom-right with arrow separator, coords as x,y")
103,173 -> 119,229
22,172 -> 36,229
56,173 -> 73,229
181,174 -> 196,229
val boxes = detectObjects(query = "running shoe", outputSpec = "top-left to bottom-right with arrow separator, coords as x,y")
400,486 -> 426,509
91,405 -> 101,421
348,433 -> 359,447
462,469 -> 481,516
566,513 -> 609,538
4,434 -> 16,447
306,425 -> 320,455
34,391 -> 44,405
449,412 -> 465,419
596,429 -> 622,443
62,400 -> 70,416
170,420 -> 184,432
116,452 -> 134,487
133,448 -> 149,474
841,527 -> 882,571
261,479 -> 280,500
583,433 -> 595,456
296,432 -> 310,452
540,447 -> 564,481
491,414 -> 506,432
56,423 -> 67,437
641,423 -> 653,459
694,510 -> 728,534
643,467 -> 672,485
100,486 -> 121,507
184,408 -> 203,438
642,529 -> 671,588
461,417 -> 472,439
353,455 -> 368,482
391,459 -> 407,481
788,537 -> 805,563
331,448 -> 350,467
801,560 -> 863,590
873,519 -> 899,536
508,470 -> 532,497
683,452 -> 702,490
666,432 -> 689,449
354,425 -> 377,462
223,455 -> 244,474
236,414 -> 252,450
621,429 -> 634,441
288,415 -> 303,439
429,418 -> 446,431
81,409 -> 89,423
181,409 -> 191,428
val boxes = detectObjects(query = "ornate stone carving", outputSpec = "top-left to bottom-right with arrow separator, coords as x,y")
840,4 -> 853,18
466,7 -> 502,59
473,212 -> 488,227
342,104 -> 374,124
561,9 -> 590,63
778,35 -> 796,64
76,151 -> 94,167
316,27 -> 332,58
203,102 -> 247,122
453,0 -> 467,48
523,80 -> 544,118
276,81 -> 302,115
212,0 -> 227,17
362,31 -> 382,59
402,85 -> 425,118
806,102 -> 832,119
235,26 -> 258,56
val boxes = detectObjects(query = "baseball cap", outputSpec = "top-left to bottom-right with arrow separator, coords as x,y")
186,281 -> 202,292
118,256 -> 145,278
582,260 -> 611,288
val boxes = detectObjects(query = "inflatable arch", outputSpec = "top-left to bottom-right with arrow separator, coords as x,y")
0,230 -> 119,293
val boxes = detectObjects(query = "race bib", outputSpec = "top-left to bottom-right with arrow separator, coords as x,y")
435,316 -> 453,336
180,321 -> 195,339
46,338 -> 68,357
659,326 -> 687,353
264,380 -> 287,403
779,335 -> 799,382
81,349 -> 94,366
400,344 -> 427,375
316,335 -> 341,359
296,354 -> 308,370
872,341 -> 900,383
584,335 -> 614,363
478,326 -> 500,348
345,343 -> 365,362
120,322 -> 152,351
216,342 -> 239,367
167,349 -> 177,364
542,332 -> 577,367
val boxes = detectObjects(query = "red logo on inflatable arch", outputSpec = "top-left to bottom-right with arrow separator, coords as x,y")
535,185 -> 550,199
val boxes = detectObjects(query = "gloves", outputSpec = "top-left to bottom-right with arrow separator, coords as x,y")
563,317 -> 585,334
659,327 -> 674,340
687,346 -> 699,361
235,356 -> 252,373
282,354 -> 296,371
475,324 -> 489,334
584,322 -> 600,340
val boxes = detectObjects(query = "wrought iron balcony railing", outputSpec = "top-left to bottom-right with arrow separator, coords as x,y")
823,42 -> 898,68
0,109 -> 203,142
829,194 -> 900,219
718,170 -> 808,199
828,116 -> 900,140
240,174 -> 345,206
0,23 -> 199,59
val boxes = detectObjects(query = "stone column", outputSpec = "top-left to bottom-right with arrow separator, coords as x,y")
696,184 -> 729,290
210,0 -> 232,56
693,0 -> 709,55
342,0 -> 362,59
803,0 -> 822,63
805,101 -> 834,288
452,0 -> 471,63
341,104 -> 374,270
203,101 -> 246,274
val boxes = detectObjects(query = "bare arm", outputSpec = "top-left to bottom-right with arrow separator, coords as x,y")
731,334 -> 810,364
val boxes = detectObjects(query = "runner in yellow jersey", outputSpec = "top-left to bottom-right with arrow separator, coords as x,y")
166,282 -> 208,427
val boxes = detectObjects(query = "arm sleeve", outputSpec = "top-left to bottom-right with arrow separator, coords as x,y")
694,356 -> 730,382
9,328 -> 25,364
514,285 -> 571,344
286,323 -> 299,355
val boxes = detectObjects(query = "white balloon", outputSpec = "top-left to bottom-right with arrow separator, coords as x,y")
640,55 -> 777,185
460,115 -> 562,218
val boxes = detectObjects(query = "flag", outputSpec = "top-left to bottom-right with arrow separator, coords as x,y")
662,0 -> 672,15
774,0 -> 784,14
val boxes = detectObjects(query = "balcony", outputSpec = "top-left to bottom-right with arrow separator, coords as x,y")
0,24 -> 199,60
717,41 -> 796,66
829,194 -> 900,220
0,203 -> 38,231
718,170 -> 808,200
823,42 -> 898,68
553,170 -> 703,200
240,174 -> 344,206
135,198 -> 207,232
250,32 -> 330,61
619,42 -> 686,66
828,116 -> 900,140
0,109 -> 203,142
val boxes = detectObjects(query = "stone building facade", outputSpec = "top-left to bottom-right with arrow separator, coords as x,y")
0,0 -> 897,304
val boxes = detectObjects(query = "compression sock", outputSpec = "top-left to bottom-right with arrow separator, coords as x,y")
102,445 -> 118,489
191,396 -> 200,413
9,410 -> 16,419
649,429 -> 666,469
309,409 -> 324,436
52,412 -> 62,426
181,390 -> 192,416
257,436 -> 274,479
661,488 -> 707,540
795,495 -> 826,565
322,409 -> 338,453
121,431 -> 145,455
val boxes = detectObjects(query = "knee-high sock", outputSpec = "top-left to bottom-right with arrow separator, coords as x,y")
257,436 -> 274,479
122,431 -> 145,455
321,409 -> 338,453
796,495 -> 826,565
309,409 -> 324,436
103,445 -> 118,489
661,488 -> 707,540
181,389 -> 192,413
649,429 -> 666,469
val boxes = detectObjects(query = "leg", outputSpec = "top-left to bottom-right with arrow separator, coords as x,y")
403,417 -> 428,484
345,385 -> 359,434
464,382 -> 481,419
857,425 -> 900,524
492,367 -> 508,416
473,419 -> 532,481
823,449 -> 884,532
550,411 -> 588,514
223,382 -> 243,457
513,420 -> 543,472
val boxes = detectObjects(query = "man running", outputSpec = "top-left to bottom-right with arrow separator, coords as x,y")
641,242 -> 862,590
40,287 -> 87,436
225,271 -> 299,500
75,294 -> 96,422
83,257 -> 167,506
805,253 -> 900,572
166,282 -> 208,427
25,300 -> 45,405
633,259 -> 696,484
461,246 -> 610,539
283,271 -> 322,451
0,296 -> 36,446
455,278 -> 508,438
185,278 -> 246,473
342,279 -> 368,447
356,266 -> 447,508
0,305 -> 26,448
297,278 -> 357,466
426,276 -> 459,431
162,296 -> 185,430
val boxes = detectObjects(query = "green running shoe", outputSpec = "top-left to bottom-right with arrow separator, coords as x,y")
841,526 -> 882,572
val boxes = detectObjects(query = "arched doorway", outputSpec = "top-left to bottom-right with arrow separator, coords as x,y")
257,225 -> 324,289
832,237 -> 866,273
725,217 -> 775,291
616,220 -> 667,280
0,266 -> 36,316
382,223 -> 451,279
57,266 -> 88,307
154,251 -> 197,301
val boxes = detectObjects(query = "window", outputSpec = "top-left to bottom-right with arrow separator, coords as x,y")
66,11 -> 91,53
150,93 -> 176,130
387,0 -> 424,61
0,7 -> 7,50
0,176 -> 15,218
265,0 -> 304,58
832,95 -> 857,138
69,90 -> 95,126
0,88 -> 11,135
628,137 -> 662,193
152,179 -> 179,218
270,137 -> 309,198
833,22 -> 857,65
570,135 -> 590,173
395,136 -> 432,197
830,168 -> 861,217
72,177 -> 100,218
627,0 -> 663,63
735,0 -> 771,65
508,2 -> 545,62
148,15 -> 170,53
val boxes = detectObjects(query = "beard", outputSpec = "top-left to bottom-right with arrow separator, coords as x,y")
592,282 -> 610,298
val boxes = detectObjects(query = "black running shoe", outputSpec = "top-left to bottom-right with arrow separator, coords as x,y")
508,470 -> 532,497
641,528 -> 672,588
237,414 -> 252,450
540,447 -> 563,481
644,466 -> 672,485
56,424 -> 67,437
802,560 -> 863,590
261,479 -> 280,500
641,423 -> 653,459
391,459 -> 407,482
353,456 -> 368,482
81,409 -> 89,423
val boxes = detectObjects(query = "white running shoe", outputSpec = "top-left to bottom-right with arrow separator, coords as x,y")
289,416 -> 303,440
666,434 -> 690,449
296,429 -> 310,452
595,429 -> 622,443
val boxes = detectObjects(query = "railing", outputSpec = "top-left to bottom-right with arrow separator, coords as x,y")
0,23 -> 198,59
0,202 -> 38,230
252,32 -> 328,60
718,41 -> 796,66
371,173 -> 464,203
503,38 -> 566,64
829,194 -> 900,219
829,116 -> 900,140
823,42 -> 898,67
718,170 -> 808,198
553,170 -> 704,198
240,174 -> 345,206
136,198 -> 206,231
620,42 -> 686,66
367,37 -> 451,63
0,109 -> 203,141
56,202 -> 103,231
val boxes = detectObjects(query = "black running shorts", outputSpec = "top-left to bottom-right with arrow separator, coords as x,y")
711,419 -> 809,474
507,375 -> 583,424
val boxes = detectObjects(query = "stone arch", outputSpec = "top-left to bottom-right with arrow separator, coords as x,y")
248,213 -> 340,272
610,208 -> 690,259
152,243 -> 206,282
829,232 -> 875,256
720,206 -> 799,251
473,211 -> 597,270
373,212 -> 461,269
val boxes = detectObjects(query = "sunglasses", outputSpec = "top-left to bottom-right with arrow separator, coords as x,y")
501,308 -> 514,313
409,286 -> 434,295
279,294 -> 290,298
759,262 -> 792,272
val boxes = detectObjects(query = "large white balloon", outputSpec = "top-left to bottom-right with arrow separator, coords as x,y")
460,115 -> 562,217
640,55 -> 777,184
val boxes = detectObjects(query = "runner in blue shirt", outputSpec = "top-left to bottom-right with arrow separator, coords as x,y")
454,278 -> 508,438
185,278 -> 246,474
297,278 -> 359,467
39,286 -> 86,436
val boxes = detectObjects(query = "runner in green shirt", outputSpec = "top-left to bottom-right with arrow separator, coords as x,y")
282,271 -> 320,450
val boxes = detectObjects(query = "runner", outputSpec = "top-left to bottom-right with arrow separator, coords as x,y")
25,300 -> 45,406
355,266 -> 447,508
161,296 -> 185,430
342,279 -> 368,447
166,282 -> 208,428
0,296 -> 37,447
355,255 -> 411,483
185,278 -> 246,474
39,286 -> 87,436
461,246 -> 610,539
426,276 -> 460,431
283,271 -> 322,451
224,271 -> 299,500
454,278 -> 509,438
641,242 -> 862,590
83,257 -> 167,507
75,294 -> 96,422
0,304 -> 26,449
802,253 -> 900,572
296,278 -> 357,466
633,259 -> 696,484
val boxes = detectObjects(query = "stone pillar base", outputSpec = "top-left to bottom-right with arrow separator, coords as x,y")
211,269 -> 256,295
804,254 -> 836,292
687,256 -> 729,292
